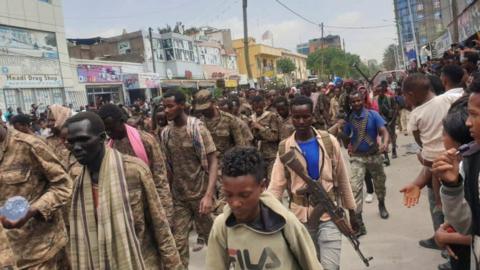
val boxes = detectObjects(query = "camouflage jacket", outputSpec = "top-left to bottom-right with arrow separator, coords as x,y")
46,135 -> 70,168
314,93 -> 331,129
279,116 -> 295,141
110,129 -> 174,222
0,224 -> 16,270
162,123 -> 217,201
202,111 -> 248,159
235,115 -> 253,146
0,129 -> 72,268
251,111 -> 281,160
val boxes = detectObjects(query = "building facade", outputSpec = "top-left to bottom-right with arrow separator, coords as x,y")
296,35 -> 342,55
233,38 -> 283,84
279,49 -> 307,83
394,0 -> 450,63
0,0 -> 84,112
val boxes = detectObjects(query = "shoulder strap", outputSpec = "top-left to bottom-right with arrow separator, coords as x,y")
278,140 -> 293,199
318,130 -> 334,161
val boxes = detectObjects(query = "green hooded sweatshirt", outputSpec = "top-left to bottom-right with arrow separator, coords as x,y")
206,192 -> 322,270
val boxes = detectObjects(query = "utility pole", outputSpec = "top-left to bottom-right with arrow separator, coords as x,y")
452,0 -> 459,43
320,22 -> 324,79
242,0 -> 253,85
148,27 -> 157,73
406,0 -> 421,65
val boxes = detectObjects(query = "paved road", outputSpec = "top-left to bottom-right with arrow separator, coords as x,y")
189,134 -> 445,269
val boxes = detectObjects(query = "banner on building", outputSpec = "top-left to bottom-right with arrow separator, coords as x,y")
77,65 -> 122,84
448,1 -> 480,42
433,31 -> 452,58
0,25 -> 59,59
123,73 -> 161,89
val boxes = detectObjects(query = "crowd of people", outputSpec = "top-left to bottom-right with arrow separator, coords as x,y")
0,50 -> 478,270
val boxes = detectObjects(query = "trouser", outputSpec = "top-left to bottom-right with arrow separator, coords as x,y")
172,198 -> 213,268
350,154 -> 387,213
400,109 -> 410,132
428,187 -> 444,232
307,221 -> 342,270
386,121 -> 397,155
265,157 -> 276,184
365,169 -> 374,194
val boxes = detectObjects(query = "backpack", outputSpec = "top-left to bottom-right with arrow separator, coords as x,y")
278,130 -> 340,207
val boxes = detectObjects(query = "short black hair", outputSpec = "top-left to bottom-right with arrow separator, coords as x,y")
402,73 -> 432,94
469,77 -> 480,94
273,96 -> 288,107
444,100 -> 473,145
10,114 -> 31,125
442,64 -> 465,85
227,95 -> 240,108
222,147 -> 265,183
250,95 -> 264,104
427,74 -> 445,95
97,104 -> 128,122
290,95 -> 313,112
65,111 -> 106,136
163,89 -> 186,104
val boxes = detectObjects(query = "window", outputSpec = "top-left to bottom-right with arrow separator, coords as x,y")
416,3 -> 423,11
434,11 -> 442,20
433,0 -> 441,9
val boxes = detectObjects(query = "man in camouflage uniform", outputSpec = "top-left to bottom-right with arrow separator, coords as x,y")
338,90 -> 390,236
193,89 -> 248,247
0,126 -> 73,269
265,89 -> 279,113
162,89 -> 218,268
374,81 -> 399,160
273,96 -> 295,140
250,95 -> 281,181
218,96 -> 254,145
97,104 -> 174,223
65,112 -> 182,270
0,222 -> 17,270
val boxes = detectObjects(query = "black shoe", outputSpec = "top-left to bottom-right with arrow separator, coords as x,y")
419,237 -> 441,250
383,155 -> 390,166
392,152 -> 398,159
378,200 -> 389,219
437,261 -> 452,270
441,249 -> 448,259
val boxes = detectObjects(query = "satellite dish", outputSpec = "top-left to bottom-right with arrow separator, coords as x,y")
166,69 -> 173,79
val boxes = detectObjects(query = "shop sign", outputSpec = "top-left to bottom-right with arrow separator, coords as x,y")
225,79 -> 237,88
0,74 -> 62,88
77,64 -> 122,83
449,1 -> 480,42
123,73 -> 161,89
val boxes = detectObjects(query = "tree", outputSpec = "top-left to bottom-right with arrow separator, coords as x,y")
277,58 -> 296,74
382,44 -> 397,71
307,47 -> 371,80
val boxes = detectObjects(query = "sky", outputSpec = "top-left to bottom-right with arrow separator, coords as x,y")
62,0 -> 397,62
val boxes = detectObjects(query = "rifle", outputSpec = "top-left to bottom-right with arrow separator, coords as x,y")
280,150 -> 373,267
352,63 -> 381,88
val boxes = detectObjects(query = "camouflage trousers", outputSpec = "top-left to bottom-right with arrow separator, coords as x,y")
172,198 -> 213,268
350,154 -> 387,213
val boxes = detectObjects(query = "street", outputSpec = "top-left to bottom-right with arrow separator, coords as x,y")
189,134 -> 444,270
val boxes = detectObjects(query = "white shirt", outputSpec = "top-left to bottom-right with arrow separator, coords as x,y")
439,87 -> 464,105
408,96 -> 451,161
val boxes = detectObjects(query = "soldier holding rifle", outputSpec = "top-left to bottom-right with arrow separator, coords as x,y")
268,95 -> 360,270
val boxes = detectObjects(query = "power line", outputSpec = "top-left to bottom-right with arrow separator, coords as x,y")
273,0 -> 396,30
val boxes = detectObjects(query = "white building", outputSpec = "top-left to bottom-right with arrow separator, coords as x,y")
0,0 -> 85,112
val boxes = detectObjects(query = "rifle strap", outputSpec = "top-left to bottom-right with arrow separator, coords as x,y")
278,131 -> 338,207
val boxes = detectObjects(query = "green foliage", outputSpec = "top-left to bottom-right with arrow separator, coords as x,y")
306,47 -> 373,79
264,77 -> 286,90
382,44 -> 397,71
277,58 -> 296,74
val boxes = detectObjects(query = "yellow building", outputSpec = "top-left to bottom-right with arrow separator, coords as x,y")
233,38 -> 307,85
279,49 -> 308,83
233,38 -> 282,81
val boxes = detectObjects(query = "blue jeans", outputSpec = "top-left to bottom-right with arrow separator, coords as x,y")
308,221 -> 342,270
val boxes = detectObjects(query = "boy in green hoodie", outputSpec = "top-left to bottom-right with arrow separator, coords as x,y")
206,147 -> 322,270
